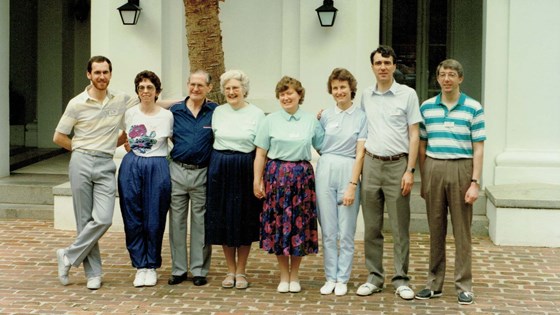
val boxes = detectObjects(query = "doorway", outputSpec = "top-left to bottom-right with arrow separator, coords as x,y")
381,0 -> 483,102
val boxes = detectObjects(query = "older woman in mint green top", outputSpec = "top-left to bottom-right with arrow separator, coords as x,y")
253,76 -> 324,294
205,70 -> 265,290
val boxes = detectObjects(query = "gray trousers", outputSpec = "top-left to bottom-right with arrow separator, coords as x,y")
66,151 -> 116,278
361,156 -> 410,289
168,161 -> 211,277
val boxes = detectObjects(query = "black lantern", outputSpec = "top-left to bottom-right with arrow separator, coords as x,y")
117,0 -> 142,25
315,0 -> 338,27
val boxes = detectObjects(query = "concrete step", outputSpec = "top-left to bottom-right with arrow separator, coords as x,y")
0,203 -> 54,220
0,173 -> 68,205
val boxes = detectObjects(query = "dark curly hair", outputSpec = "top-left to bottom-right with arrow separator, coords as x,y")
134,70 -> 162,101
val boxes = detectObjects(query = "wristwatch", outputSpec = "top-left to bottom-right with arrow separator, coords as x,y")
471,179 -> 479,184
406,167 -> 415,174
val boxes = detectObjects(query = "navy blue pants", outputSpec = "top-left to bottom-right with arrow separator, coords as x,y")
118,152 -> 171,269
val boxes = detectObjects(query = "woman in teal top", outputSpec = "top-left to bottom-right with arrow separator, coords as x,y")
205,70 -> 265,290
253,76 -> 324,293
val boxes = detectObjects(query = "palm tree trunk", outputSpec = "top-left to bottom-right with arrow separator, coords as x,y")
184,0 -> 226,104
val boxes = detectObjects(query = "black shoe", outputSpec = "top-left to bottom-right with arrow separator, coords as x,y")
458,291 -> 474,305
168,273 -> 188,285
192,276 -> 208,286
415,288 -> 443,300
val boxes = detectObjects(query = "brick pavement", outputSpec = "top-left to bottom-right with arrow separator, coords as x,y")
0,219 -> 559,315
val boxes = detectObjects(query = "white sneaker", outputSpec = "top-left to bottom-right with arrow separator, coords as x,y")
396,285 -> 415,300
86,276 -> 102,290
320,281 -> 336,295
335,282 -> 348,296
133,269 -> 147,287
144,269 -> 157,286
356,282 -> 382,296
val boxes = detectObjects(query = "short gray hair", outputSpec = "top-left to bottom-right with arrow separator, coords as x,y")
220,70 -> 250,97
188,69 -> 212,86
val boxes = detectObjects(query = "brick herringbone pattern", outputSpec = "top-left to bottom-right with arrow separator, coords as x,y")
0,219 -> 559,314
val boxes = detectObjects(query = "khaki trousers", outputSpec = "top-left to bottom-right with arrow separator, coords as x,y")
422,157 -> 473,293
361,156 -> 410,288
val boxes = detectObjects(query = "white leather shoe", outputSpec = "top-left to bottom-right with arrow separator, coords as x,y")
320,281 -> 336,295
144,269 -> 157,286
289,281 -> 301,293
56,249 -> 71,286
86,276 -> 102,290
356,282 -> 382,296
335,282 -> 348,296
277,282 -> 289,293
396,285 -> 415,300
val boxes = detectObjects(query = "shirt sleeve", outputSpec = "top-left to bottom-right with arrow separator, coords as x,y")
406,91 -> 423,125
358,114 -> 368,140
55,102 -> 78,135
312,118 -> 325,152
471,107 -> 486,142
253,116 -> 271,150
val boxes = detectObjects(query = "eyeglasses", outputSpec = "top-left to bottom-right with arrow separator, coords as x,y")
438,72 -> 459,79
137,85 -> 156,91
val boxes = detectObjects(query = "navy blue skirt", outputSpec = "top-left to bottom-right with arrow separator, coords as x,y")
205,149 -> 263,247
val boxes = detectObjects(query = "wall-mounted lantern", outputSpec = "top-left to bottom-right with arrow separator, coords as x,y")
117,0 -> 142,25
316,0 -> 338,27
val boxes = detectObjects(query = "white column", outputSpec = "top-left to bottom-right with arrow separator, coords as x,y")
484,0 -> 560,185
0,0 -> 9,177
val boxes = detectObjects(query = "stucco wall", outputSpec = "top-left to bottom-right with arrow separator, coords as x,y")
483,0 -> 560,185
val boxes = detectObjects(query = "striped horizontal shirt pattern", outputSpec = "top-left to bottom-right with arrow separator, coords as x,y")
419,93 -> 486,159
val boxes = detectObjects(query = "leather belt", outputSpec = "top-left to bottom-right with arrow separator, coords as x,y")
174,160 -> 205,170
365,151 -> 407,161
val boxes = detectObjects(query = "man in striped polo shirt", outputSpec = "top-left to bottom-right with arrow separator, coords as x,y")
415,59 -> 486,305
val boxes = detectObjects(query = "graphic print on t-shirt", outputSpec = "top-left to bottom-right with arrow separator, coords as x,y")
128,124 -> 157,153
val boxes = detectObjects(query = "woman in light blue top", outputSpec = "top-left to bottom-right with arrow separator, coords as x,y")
253,76 -> 324,293
316,68 -> 367,296
205,70 -> 265,289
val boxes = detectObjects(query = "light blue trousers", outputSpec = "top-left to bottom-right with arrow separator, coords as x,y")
315,154 -> 360,283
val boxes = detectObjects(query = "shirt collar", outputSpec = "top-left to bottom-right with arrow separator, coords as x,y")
280,108 -> 302,121
334,103 -> 357,115
436,92 -> 467,110
85,85 -> 113,103
372,79 -> 399,96
179,96 -> 213,111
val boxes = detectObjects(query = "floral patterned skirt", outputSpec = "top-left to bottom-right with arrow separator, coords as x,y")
260,159 -> 318,256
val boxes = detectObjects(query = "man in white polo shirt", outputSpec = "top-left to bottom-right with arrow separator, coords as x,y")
357,46 -> 422,300
53,56 -> 135,290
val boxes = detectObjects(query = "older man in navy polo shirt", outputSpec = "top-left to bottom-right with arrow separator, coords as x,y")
167,70 -> 218,286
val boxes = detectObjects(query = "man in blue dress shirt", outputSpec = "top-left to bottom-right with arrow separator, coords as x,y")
167,70 -> 218,286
